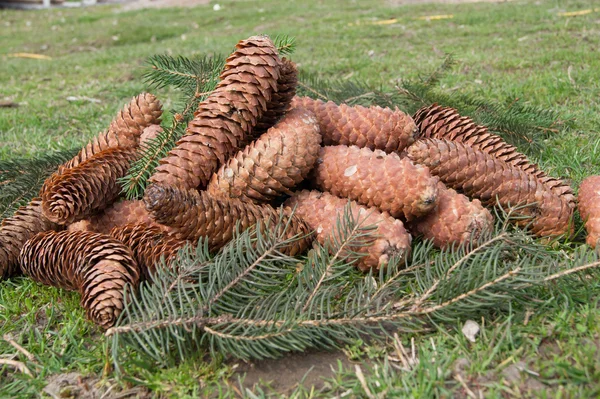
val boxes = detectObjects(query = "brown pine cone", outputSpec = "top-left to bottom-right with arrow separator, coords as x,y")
139,124 -> 164,146
311,145 -> 438,220
149,36 -> 283,190
64,93 -> 162,170
407,139 -> 572,237
144,184 -> 311,255
207,108 -> 321,203
578,176 -> 600,248
0,199 -> 62,279
250,58 -> 298,139
284,190 -> 412,272
409,182 -> 494,248
111,223 -> 187,279
42,147 -> 138,224
67,200 -> 158,235
413,104 -> 575,208
291,96 -> 418,154
19,230 -> 139,328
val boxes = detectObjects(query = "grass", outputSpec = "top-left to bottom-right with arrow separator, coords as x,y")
1,0 -> 600,397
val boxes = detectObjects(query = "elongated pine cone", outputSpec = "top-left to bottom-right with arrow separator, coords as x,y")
312,145 -> 438,220
150,36 -> 283,189
67,200 -> 158,235
207,108 -> 321,203
285,190 -> 412,272
251,58 -> 298,139
578,176 -> 600,248
407,139 -> 572,237
64,93 -> 162,170
409,182 -> 494,248
42,147 -> 138,224
19,230 -> 139,328
144,184 -> 311,255
291,96 -> 418,153
111,224 -> 187,279
413,104 -> 575,208
0,199 -> 62,279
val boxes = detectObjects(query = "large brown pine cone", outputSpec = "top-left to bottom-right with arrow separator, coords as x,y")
67,200 -> 159,235
64,93 -> 162,170
111,223 -> 187,279
0,199 -> 62,279
291,96 -> 418,153
149,36 -> 283,190
285,190 -> 412,272
407,139 -> 572,237
409,182 -> 494,248
413,104 -> 575,208
578,175 -> 600,248
144,184 -> 312,255
41,147 -> 138,224
207,108 -> 321,203
311,145 -> 438,220
19,230 -> 139,328
250,58 -> 298,139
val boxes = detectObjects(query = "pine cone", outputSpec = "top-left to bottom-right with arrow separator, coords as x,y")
578,176 -> 600,248
0,199 -> 62,279
42,147 -> 138,224
67,200 -> 159,235
409,182 -> 494,248
311,145 -> 438,220
285,190 -> 412,272
291,96 -> 418,153
111,223 -> 186,279
407,139 -> 572,237
150,36 -> 283,189
19,230 -> 139,328
413,104 -> 575,208
250,58 -> 298,139
144,184 -> 311,255
64,93 -> 162,170
207,108 -> 321,203
139,124 -> 164,146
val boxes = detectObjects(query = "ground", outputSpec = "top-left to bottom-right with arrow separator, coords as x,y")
1,0 -> 600,397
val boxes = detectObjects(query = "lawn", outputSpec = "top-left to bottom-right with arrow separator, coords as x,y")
1,0 -> 600,397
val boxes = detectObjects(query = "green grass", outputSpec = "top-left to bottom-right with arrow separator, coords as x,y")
1,0 -> 600,397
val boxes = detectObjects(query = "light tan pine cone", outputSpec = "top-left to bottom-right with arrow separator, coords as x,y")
19,230 -> 139,328
250,58 -> 298,140
311,145 -> 438,220
413,104 -> 575,208
409,182 -> 494,248
285,190 -> 412,272
578,176 -> 600,248
149,36 -> 283,190
0,199 -> 62,279
291,96 -> 418,154
64,93 -> 162,170
407,139 -> 572,237
144,184 -> 312,255
111,223 -> 187,280
207,108 -> 321,203
67,200 -> 159,235
41,147 -> 138,224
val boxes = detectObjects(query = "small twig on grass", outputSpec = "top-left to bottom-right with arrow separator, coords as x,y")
0,359 -> 32,376
3,334 -> 36,363
454,373 -> 477,399
355,365 -> 376,399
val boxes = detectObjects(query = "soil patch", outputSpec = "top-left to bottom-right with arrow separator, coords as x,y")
232,350 -> 354,394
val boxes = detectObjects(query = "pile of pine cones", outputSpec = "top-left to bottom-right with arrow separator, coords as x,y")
1,35 -> 594,329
